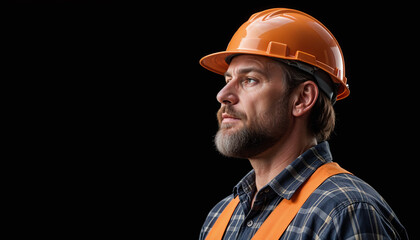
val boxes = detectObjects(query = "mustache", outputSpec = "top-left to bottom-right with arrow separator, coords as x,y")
217,105 -> 247,123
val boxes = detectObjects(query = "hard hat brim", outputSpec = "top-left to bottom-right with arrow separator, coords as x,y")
199,51 -> 236,75
200,50 -> 288,76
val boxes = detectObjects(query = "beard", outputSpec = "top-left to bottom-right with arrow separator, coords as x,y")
214,96 -> 290,159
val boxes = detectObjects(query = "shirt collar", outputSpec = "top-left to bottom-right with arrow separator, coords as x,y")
233,141 -> 333,200
233,169 -> 256,198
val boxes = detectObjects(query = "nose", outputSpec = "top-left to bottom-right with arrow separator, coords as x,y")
216,81 -> 239,105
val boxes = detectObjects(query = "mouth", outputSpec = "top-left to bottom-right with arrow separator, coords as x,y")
221,113 -> 241,123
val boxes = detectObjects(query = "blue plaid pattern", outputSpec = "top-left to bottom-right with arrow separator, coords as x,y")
199,142 -> 408,239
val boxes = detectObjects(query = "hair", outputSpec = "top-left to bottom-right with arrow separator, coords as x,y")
278,61 -> 336,142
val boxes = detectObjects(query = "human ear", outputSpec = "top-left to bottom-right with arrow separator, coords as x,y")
292,81 -> 319,117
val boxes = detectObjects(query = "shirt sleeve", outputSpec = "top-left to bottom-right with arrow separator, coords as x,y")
318,202 -> 408,239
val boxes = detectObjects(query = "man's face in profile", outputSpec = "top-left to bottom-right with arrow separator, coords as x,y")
214,55 -> 292,159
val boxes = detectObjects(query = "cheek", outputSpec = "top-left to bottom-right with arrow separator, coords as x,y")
239,87 -> 286,126
254,96 -> 290,124
241,101 -> 262,127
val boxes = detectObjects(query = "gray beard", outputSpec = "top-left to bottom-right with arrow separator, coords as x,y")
214,125 -> 277,158
214,111 -> 289,159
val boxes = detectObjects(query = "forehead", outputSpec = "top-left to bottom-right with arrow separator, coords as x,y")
225,55 -> 280,76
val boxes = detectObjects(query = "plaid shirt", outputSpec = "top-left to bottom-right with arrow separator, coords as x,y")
199,142 -> 408,239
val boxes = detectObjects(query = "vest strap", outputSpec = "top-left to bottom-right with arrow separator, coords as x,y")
205,162 -> 351,240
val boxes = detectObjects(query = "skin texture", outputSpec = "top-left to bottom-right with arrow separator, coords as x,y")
214,55 -> 319,205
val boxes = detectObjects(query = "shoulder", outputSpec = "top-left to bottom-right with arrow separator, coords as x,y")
316,173 -> 386,207
315,173 -> 394,217
199,194 -> 234,240
294,173 -> 408,239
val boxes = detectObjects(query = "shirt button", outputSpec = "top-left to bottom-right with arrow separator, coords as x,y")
247,220 -> 254,227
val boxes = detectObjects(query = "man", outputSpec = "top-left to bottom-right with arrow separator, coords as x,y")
198,8 -> 408,239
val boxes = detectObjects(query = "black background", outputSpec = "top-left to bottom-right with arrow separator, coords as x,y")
6,0 -> 417,239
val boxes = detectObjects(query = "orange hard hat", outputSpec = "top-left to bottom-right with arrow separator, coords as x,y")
200,8 -> 350,101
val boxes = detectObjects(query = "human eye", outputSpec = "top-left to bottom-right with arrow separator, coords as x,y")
242,77 -> 258,86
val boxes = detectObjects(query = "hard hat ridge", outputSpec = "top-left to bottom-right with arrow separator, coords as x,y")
200,8 -> 350,101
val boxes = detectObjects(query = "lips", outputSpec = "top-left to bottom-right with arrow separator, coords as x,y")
217,106 -> 245,126
221,113 -> 241,123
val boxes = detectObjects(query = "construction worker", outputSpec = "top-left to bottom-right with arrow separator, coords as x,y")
198,8 -> 408,239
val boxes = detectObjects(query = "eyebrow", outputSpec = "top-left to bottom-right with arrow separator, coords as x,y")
224,67 -> 267,78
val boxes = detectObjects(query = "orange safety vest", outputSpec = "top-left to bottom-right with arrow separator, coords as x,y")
205,162 -> 351,240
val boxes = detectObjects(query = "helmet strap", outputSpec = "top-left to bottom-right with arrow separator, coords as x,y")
276,59 -> 338,105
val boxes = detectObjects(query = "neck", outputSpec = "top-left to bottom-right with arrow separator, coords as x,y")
249,130 -> 317,192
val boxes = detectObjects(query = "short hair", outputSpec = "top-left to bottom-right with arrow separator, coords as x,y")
279,61 -> 336,142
